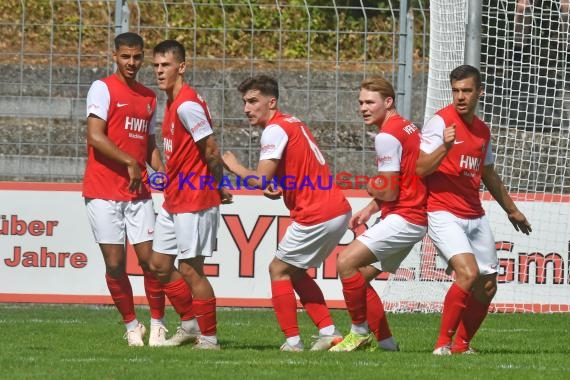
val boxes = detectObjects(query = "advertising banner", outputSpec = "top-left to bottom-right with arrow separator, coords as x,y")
1,183 -> 568,312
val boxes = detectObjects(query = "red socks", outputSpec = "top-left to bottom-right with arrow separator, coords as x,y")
271,280 -> 299,338
193,298 -> 217,336
342,273 -> 392,340
105,273 -> 136,324
435,283 -> 470,348
292,273 -> 333,330
453,295 -> 489,352
366,284 -> 392,341
163,278 -> 195,321
142,270 -> 165,320
340,272 -> 367,325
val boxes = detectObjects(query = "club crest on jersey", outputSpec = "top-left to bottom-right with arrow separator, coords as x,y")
147,103 -> 152,114
170,122 -> 175,136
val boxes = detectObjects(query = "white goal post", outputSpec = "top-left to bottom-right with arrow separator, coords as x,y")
380,0 -> 570,313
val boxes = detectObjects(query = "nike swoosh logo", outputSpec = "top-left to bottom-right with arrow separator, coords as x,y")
117,103 -> 128,108
454,140 -> 464,145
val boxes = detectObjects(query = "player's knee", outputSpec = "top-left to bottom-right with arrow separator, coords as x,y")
268,262 -> 282,280
455,266 -> 479,288
335,251 -> 350,274
268,258 -> 294,281
179,264 -> 202,280
105,264 -> 125,278
148,258 -> 168,279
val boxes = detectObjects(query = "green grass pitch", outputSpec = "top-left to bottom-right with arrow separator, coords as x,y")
1,303 -> 568,379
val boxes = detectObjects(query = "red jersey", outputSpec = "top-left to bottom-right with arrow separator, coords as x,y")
162,84 -> 221,213
424,104 -> 492,218
377,114 -> 427,226
260,111 -> 351,225
83,74 -> 156,201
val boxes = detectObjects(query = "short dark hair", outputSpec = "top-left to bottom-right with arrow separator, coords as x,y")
114,32 -> 144,50
449,64 -> 482,88
153,39 -> 186,63
238,75 -> 279,99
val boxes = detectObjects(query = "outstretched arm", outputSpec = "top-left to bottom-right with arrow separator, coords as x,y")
482,164 -> 532,234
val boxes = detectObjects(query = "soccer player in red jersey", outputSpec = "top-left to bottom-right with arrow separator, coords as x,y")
149,40 -> 232,350
223,75 -> 351,351
330,76 -> 427,352
83,32 -> 166,347
417,65 -> 532,355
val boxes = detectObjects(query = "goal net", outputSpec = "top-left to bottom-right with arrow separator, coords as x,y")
380,0 -> 570,313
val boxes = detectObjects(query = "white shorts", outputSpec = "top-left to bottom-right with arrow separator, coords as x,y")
85,198 -> 155,245
358,214 -> 427,273
276,212 -> 351,269
152,206 -> 219,259
428,211 -> 498,275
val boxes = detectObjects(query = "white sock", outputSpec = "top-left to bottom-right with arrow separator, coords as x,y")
378,336 -> 399,351
125,319 -> 139,331
200,335 -> 218,345
181,318 -> 199,333
319,325 -> 336,336
150,318 -> 165,327
350,322 -> 369,335
286,335 -> 302,347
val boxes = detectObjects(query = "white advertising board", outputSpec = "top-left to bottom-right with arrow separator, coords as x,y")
1,183 -> 569,312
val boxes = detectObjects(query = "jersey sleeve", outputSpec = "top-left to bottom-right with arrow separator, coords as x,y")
86,80 -> 110,120
484,138 -> 495,166
177,101 -> 214,142
375,132 -> 402,172
259,124 -> 289,160
419,115 -> 445,154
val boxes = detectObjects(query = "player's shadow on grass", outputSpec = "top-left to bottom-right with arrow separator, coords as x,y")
219,341 -> 280,350
484,347 -> 570,355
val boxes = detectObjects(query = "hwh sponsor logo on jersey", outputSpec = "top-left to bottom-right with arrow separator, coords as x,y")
459,155 -> 481,171
124,117 -> 149,133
